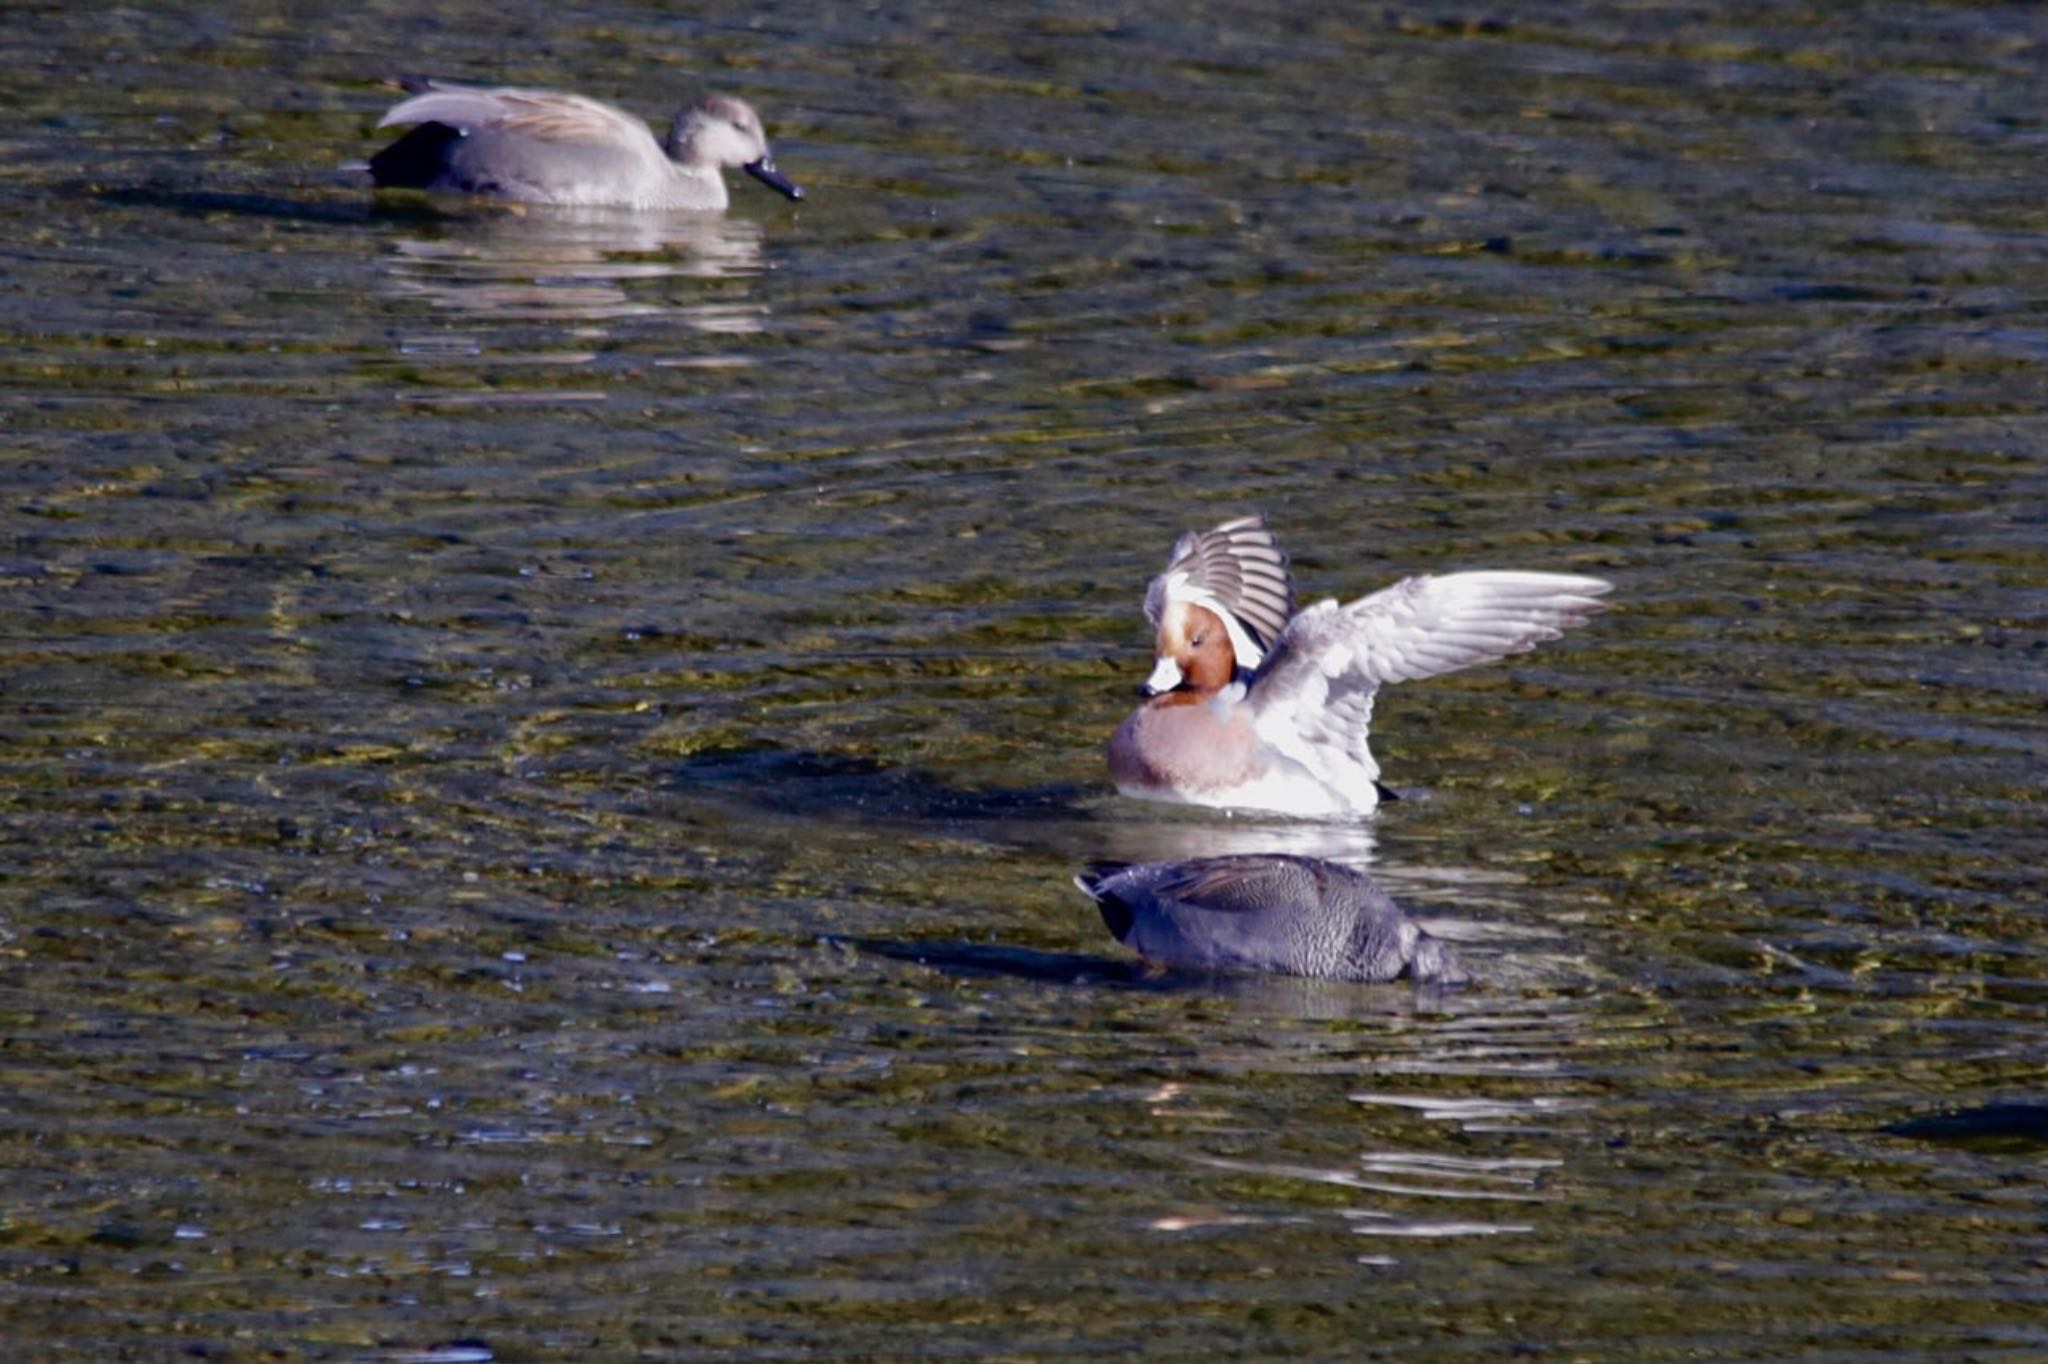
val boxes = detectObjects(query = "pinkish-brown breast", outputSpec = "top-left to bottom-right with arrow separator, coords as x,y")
1108,699 -> 1267,798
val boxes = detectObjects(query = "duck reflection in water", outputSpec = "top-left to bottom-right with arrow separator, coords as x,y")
380,207 -> 770,328
1076,854 -> 1466,985
1083,798 -> 1381,870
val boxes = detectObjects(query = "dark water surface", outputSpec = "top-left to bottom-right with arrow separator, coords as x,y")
4,1 -> 2045,1358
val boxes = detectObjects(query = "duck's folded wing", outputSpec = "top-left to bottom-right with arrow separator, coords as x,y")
378,84 -> 648,148
1095,856 -> 1326,971
1091,856 -> 1438,982
1143,514 -> 1294,665
1249,571 -> 1611,787
1144,855 -> 1329,916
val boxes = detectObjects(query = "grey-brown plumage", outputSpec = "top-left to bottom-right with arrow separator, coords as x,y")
1075,855 -> 1465,984
368,79 -> 802,210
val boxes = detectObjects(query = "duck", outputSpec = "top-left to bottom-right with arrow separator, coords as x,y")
1107,515 -> 1611,818
1075,854 -> 1466,984
368,80 -> 803,211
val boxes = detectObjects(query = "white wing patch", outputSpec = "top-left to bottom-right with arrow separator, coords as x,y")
1249,572 -> 1610,802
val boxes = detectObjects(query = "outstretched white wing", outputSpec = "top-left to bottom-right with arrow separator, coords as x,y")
1249,571 -> 1612,793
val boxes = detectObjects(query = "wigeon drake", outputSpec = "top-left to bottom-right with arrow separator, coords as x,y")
369,81 -> 803,210
1108,516 -> 1611,818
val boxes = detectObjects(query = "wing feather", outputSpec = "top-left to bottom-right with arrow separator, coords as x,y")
378,83 -> 654,150
1249,571 -> 1611,794
1142,514 -> 1296,667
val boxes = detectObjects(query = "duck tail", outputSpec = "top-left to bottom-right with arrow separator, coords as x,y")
368,122 -> 460,188
1072,867 -> 1135,941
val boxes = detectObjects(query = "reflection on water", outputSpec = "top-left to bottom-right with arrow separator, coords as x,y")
1081,801 -> 1380,869
1142,993 -> 1592,1265
381,205 -> 770,330
1350,1088 -> 1592,1131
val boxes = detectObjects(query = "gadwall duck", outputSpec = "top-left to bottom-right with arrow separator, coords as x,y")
369,80 -> 803,210
1108,515 -> 1611,817
1076,855 -> 1466,984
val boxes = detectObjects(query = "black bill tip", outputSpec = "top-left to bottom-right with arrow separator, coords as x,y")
744,156 -> 804,201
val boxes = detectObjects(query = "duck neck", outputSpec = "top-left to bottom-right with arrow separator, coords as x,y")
651,161 -> 729,211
